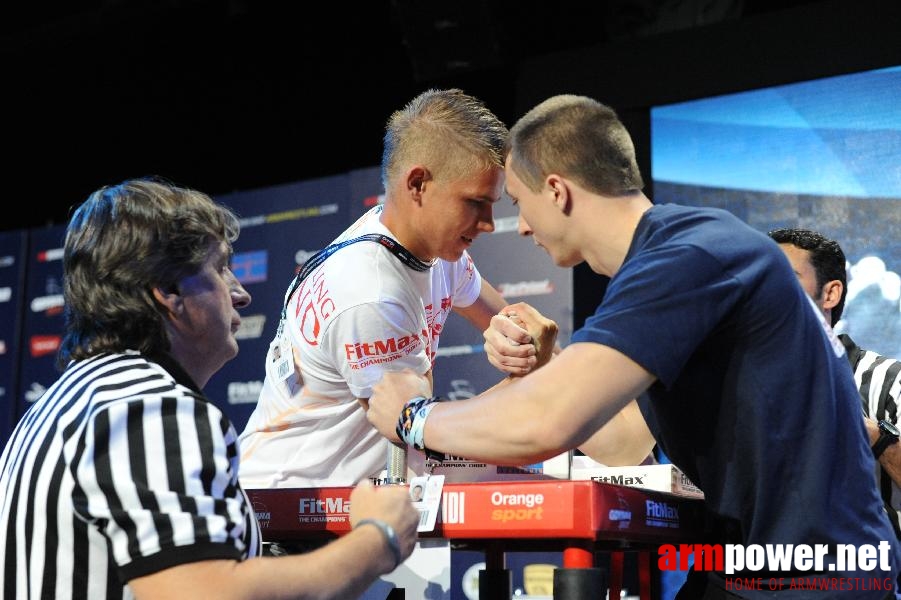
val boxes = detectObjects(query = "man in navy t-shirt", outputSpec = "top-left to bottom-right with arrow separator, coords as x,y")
365,95 -> 901,598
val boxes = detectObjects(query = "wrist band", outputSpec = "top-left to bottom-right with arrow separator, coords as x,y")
356,518 -> 402,570
396,396 -> 439,448
407,402 -> 437,451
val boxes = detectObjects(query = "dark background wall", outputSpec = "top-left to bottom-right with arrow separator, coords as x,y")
3,0 -> 900,324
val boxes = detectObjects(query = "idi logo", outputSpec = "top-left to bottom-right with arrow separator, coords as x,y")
441,491 -> 465,524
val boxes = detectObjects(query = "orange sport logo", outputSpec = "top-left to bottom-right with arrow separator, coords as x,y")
490,491 -> 545,523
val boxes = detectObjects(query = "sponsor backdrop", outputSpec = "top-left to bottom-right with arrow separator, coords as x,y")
16,225 -> 67,429
0,231 -> 27,444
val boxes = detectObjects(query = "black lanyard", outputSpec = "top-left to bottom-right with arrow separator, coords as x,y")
281,233 -> 431,318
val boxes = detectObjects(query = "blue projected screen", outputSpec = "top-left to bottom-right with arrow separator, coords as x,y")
651,65 -> 901,358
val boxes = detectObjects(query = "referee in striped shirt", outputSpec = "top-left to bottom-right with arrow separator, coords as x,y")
0,178 -> 418,600
771,227 -> 901,538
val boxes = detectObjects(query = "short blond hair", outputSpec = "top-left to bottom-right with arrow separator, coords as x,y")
381,88 -> 507,189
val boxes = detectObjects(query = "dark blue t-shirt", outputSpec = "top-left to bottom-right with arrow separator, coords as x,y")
571,204 -> 900,595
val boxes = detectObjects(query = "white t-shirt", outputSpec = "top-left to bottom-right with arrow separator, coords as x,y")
238,206 -> 482,487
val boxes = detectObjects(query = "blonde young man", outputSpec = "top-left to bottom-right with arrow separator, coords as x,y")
238,89 -> 516,487
367,95 -> 901,599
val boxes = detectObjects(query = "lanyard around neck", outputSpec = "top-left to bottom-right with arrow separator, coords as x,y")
281,233 -> 431,318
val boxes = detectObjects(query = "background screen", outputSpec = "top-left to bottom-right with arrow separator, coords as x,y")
652,65 -> 901,358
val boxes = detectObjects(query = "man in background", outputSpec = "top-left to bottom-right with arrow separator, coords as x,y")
770,227 -> 901,538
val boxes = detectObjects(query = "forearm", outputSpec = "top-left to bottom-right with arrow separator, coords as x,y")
878,440 -> 901,488
866,416 -> 901,488
577,400 -> 656,466
863,417 -> 901,486
426,379 -> 562,465
239,527 -> 394,600
423,344 -> 652,465
131,526 -> 394,600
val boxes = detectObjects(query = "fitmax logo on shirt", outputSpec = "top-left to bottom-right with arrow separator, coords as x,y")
344,333 -> 424,369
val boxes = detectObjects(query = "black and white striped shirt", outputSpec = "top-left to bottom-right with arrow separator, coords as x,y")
841,333 -> 901,536
0,351 -> 261,599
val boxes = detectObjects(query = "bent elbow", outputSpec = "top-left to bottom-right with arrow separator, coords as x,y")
516,413 -> 578,462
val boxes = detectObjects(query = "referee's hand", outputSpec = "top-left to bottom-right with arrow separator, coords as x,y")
349,482 -> 418,572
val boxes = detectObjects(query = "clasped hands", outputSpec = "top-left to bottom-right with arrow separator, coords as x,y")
365,302 -> 558,442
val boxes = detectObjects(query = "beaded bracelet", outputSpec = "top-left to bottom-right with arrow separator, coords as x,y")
407,402 -> 438,451
396,395 -> 439,449
356,518 -> 403,570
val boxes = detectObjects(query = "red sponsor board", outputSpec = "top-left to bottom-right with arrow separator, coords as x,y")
249,487 -> 353,539
246,480 -> 706,545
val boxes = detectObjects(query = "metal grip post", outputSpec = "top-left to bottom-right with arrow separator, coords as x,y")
385,442 -> 407,485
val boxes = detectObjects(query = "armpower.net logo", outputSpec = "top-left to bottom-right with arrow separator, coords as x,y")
658,541 -> 896,593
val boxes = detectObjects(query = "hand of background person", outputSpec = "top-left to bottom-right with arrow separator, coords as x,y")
348,482 -> 419,571
367,369 -> 432,442
484,302 -> 558,376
